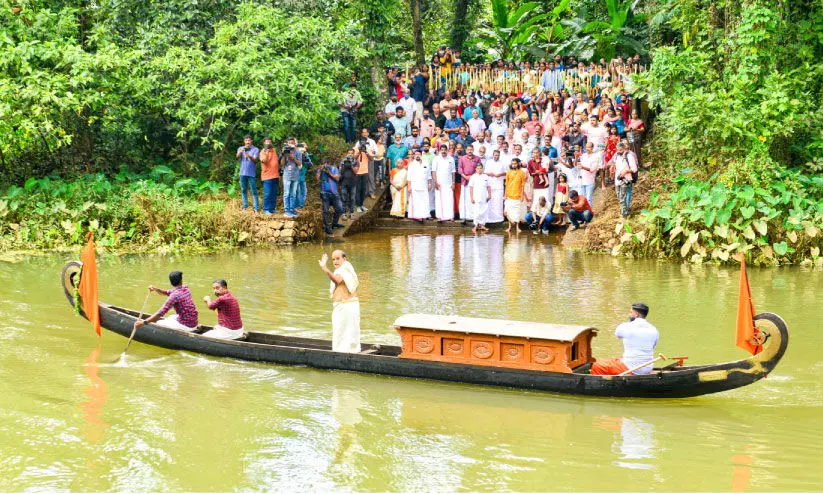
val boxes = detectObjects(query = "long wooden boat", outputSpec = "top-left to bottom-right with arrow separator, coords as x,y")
61,261 -> 788,398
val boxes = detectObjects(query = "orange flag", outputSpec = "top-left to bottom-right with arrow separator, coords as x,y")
735,254 -> 759,354
79,232 -> 101,337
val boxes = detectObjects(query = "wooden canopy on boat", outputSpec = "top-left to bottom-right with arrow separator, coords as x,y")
394,314 -> 598,373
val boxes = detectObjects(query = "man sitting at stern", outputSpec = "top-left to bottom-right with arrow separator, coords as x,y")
590,302 -> 659,375
136,270 -> 199,331
202,279 -> 245,340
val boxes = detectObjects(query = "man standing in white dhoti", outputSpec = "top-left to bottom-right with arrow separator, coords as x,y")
468,163 -> 492,233
457,145 -> 481,223
318,250 -> 361,353
406,150 -> 431,222
431,145 -> 455,221
484,149 -> 506,223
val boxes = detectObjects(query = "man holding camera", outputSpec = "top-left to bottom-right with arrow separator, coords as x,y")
608,141 -> 638,218
562,190 -> 594,230
339,149 -> 359,219
259,137 -> 280,215
354,128 -> 376,211
236,135 -> 260,213
279,145 -> 301,218
316,160 -> 345,236
339,82 -> 363,143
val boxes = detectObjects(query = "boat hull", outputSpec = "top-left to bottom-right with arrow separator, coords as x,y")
61,261 -> 789,398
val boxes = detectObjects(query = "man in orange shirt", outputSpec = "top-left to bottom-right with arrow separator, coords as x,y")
562,190 -> 594,230
504,158 -> 528,233
260,137 -> 280,215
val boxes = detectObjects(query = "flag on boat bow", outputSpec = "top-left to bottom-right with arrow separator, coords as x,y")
78,232 -> 101,337
735,253 -> 760,355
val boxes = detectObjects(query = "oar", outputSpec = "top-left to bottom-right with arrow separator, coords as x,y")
117,288 -> 152,362
618,353 -> 667,376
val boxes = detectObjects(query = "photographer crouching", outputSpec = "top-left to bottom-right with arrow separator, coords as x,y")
316,160 -> 345,236
562,190 -> 595,231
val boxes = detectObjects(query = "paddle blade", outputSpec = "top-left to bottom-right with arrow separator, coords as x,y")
79,233 -> 101,337
735,254 -> 759,355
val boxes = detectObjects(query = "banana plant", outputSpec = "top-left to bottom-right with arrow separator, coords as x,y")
554,0 -> 646,60
484,0 -> 552,59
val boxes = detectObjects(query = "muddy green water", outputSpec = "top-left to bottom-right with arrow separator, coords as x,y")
0,232 -> 821,492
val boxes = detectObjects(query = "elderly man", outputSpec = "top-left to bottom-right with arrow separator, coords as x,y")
457,145 -> 481,223
202,279 -> 245,340
318,250 -> 361,354
591,302 -> 659,375
431,144 -> 455,221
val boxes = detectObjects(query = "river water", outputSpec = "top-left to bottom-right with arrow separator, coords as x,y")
0,232 -> 820,492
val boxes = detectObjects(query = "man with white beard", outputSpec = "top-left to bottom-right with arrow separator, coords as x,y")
431,145 -> 455,221
488,113 -> 508,142
484,149 -> 507,223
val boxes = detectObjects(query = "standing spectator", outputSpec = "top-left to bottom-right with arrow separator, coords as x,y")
339,149 -> 359,219
431,144 -> 455,221
419,109 -> 436,140
296,142 -> 312,210
563,190 -> 594,230
578,142 -> 601,204
432,103 -> 447,130
339,82 -> 363,143
626,110 -> 646,167
373,128 -> 387,187
317,160 -> 345,236
399,91 -> 417,123
369,111 -> 395,141
610,141 -> 638,218
527,148 -> 550,212
457,145 -> 481,222
443,109 -> 463,140
259,137 -> 280,215
354,128 -> 377,199
384,94 -> 399,118
389,107 -> 411,139
468,162 -> 491,233
489,113 -> 507,142
386,133 -> 409,170
467,109 -> 486,139
484,149 -> 506,223
404,127 -> 423,149
236,135 -> 260,213
504,158 -> 528,233
406,150 -> 430,222
280,146 -> 301,218
462,96 -> 484,121
583,114 -> 608,152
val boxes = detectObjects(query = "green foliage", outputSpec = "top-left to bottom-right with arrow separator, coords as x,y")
483,0 -> 550,59
613,171 -> 823,266
555,1 -> 647,60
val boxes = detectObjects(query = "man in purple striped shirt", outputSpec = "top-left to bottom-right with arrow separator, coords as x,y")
135,271 -> 199,331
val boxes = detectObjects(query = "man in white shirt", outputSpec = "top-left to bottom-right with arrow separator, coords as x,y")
583,114 -> 608,152
467,109 -> 487,139
608,141 -> 638,218
578,142 -> 601,204
484,149 -> 506,223
431,145 -> 455,221
399,93 -> 417,122
488,113 -> 508,142
591,302 -> 659,376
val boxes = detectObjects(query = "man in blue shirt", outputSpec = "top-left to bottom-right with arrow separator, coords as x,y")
443,109 -> 464,140
236,135 -> 260,212
462,97 -> 483,121
316,160 -> 344,236
279,147 -> 301,218
296,141 -> 312,209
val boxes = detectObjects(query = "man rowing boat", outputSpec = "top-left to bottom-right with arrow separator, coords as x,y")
318,250 -> 361,353
135,270 -> 199,331
591,302 -> 659,375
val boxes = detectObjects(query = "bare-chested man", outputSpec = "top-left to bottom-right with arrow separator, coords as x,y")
318,250 -> 361,353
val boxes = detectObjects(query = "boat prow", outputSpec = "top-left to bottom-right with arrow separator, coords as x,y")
61,261 -> 789,398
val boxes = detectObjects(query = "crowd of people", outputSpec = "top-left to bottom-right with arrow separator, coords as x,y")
336,51 -> 646,233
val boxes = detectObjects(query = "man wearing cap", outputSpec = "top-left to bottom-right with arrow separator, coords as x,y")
590,302 -> 659,375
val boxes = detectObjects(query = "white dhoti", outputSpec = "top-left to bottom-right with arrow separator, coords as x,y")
434,184 -> 454,221
156,314 -> 197,332
202,324 -> 245,340
531,188 -> 551,211
428,187 -> 436,213
505,198 -> 525,223
458,185 -> 474,221
488,188 -> 505,223
332,300 -> 361,353
473,200 -> 490,226
408,188 -> 430,220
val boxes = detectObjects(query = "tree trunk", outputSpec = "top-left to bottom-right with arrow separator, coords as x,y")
450,0 -> 470,51
410,0 -> 425,66
370,51 -> 389,107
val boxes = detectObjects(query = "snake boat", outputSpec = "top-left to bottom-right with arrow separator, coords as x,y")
61,260 -> 788,398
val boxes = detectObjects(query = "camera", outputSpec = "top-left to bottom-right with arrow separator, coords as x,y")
342,156 -> 355,169
560,201 -> 569,208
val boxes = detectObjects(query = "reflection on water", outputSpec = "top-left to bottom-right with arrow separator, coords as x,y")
80,346 -> 108,443
0,232 -> 822,491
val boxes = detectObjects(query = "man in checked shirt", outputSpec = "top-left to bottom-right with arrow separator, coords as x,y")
201,279 -> 245,340
135,270 -> 199,332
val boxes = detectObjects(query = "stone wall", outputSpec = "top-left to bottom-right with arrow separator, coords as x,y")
247,212 -> 322,244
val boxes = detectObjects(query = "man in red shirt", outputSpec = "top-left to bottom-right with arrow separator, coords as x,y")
202,279 -> 245,340
562,190 -> 594,230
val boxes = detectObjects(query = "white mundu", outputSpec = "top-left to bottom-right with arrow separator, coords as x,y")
330,261 -> 361,353
407,159 -> 430,220
615,318 -> 659,374
484,158 -> 506,223
432,155 -> 455,221
468,173 -> 490,225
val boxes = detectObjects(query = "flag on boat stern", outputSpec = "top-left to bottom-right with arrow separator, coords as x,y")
735,253 -> 759,355
79,232 -> 101,337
